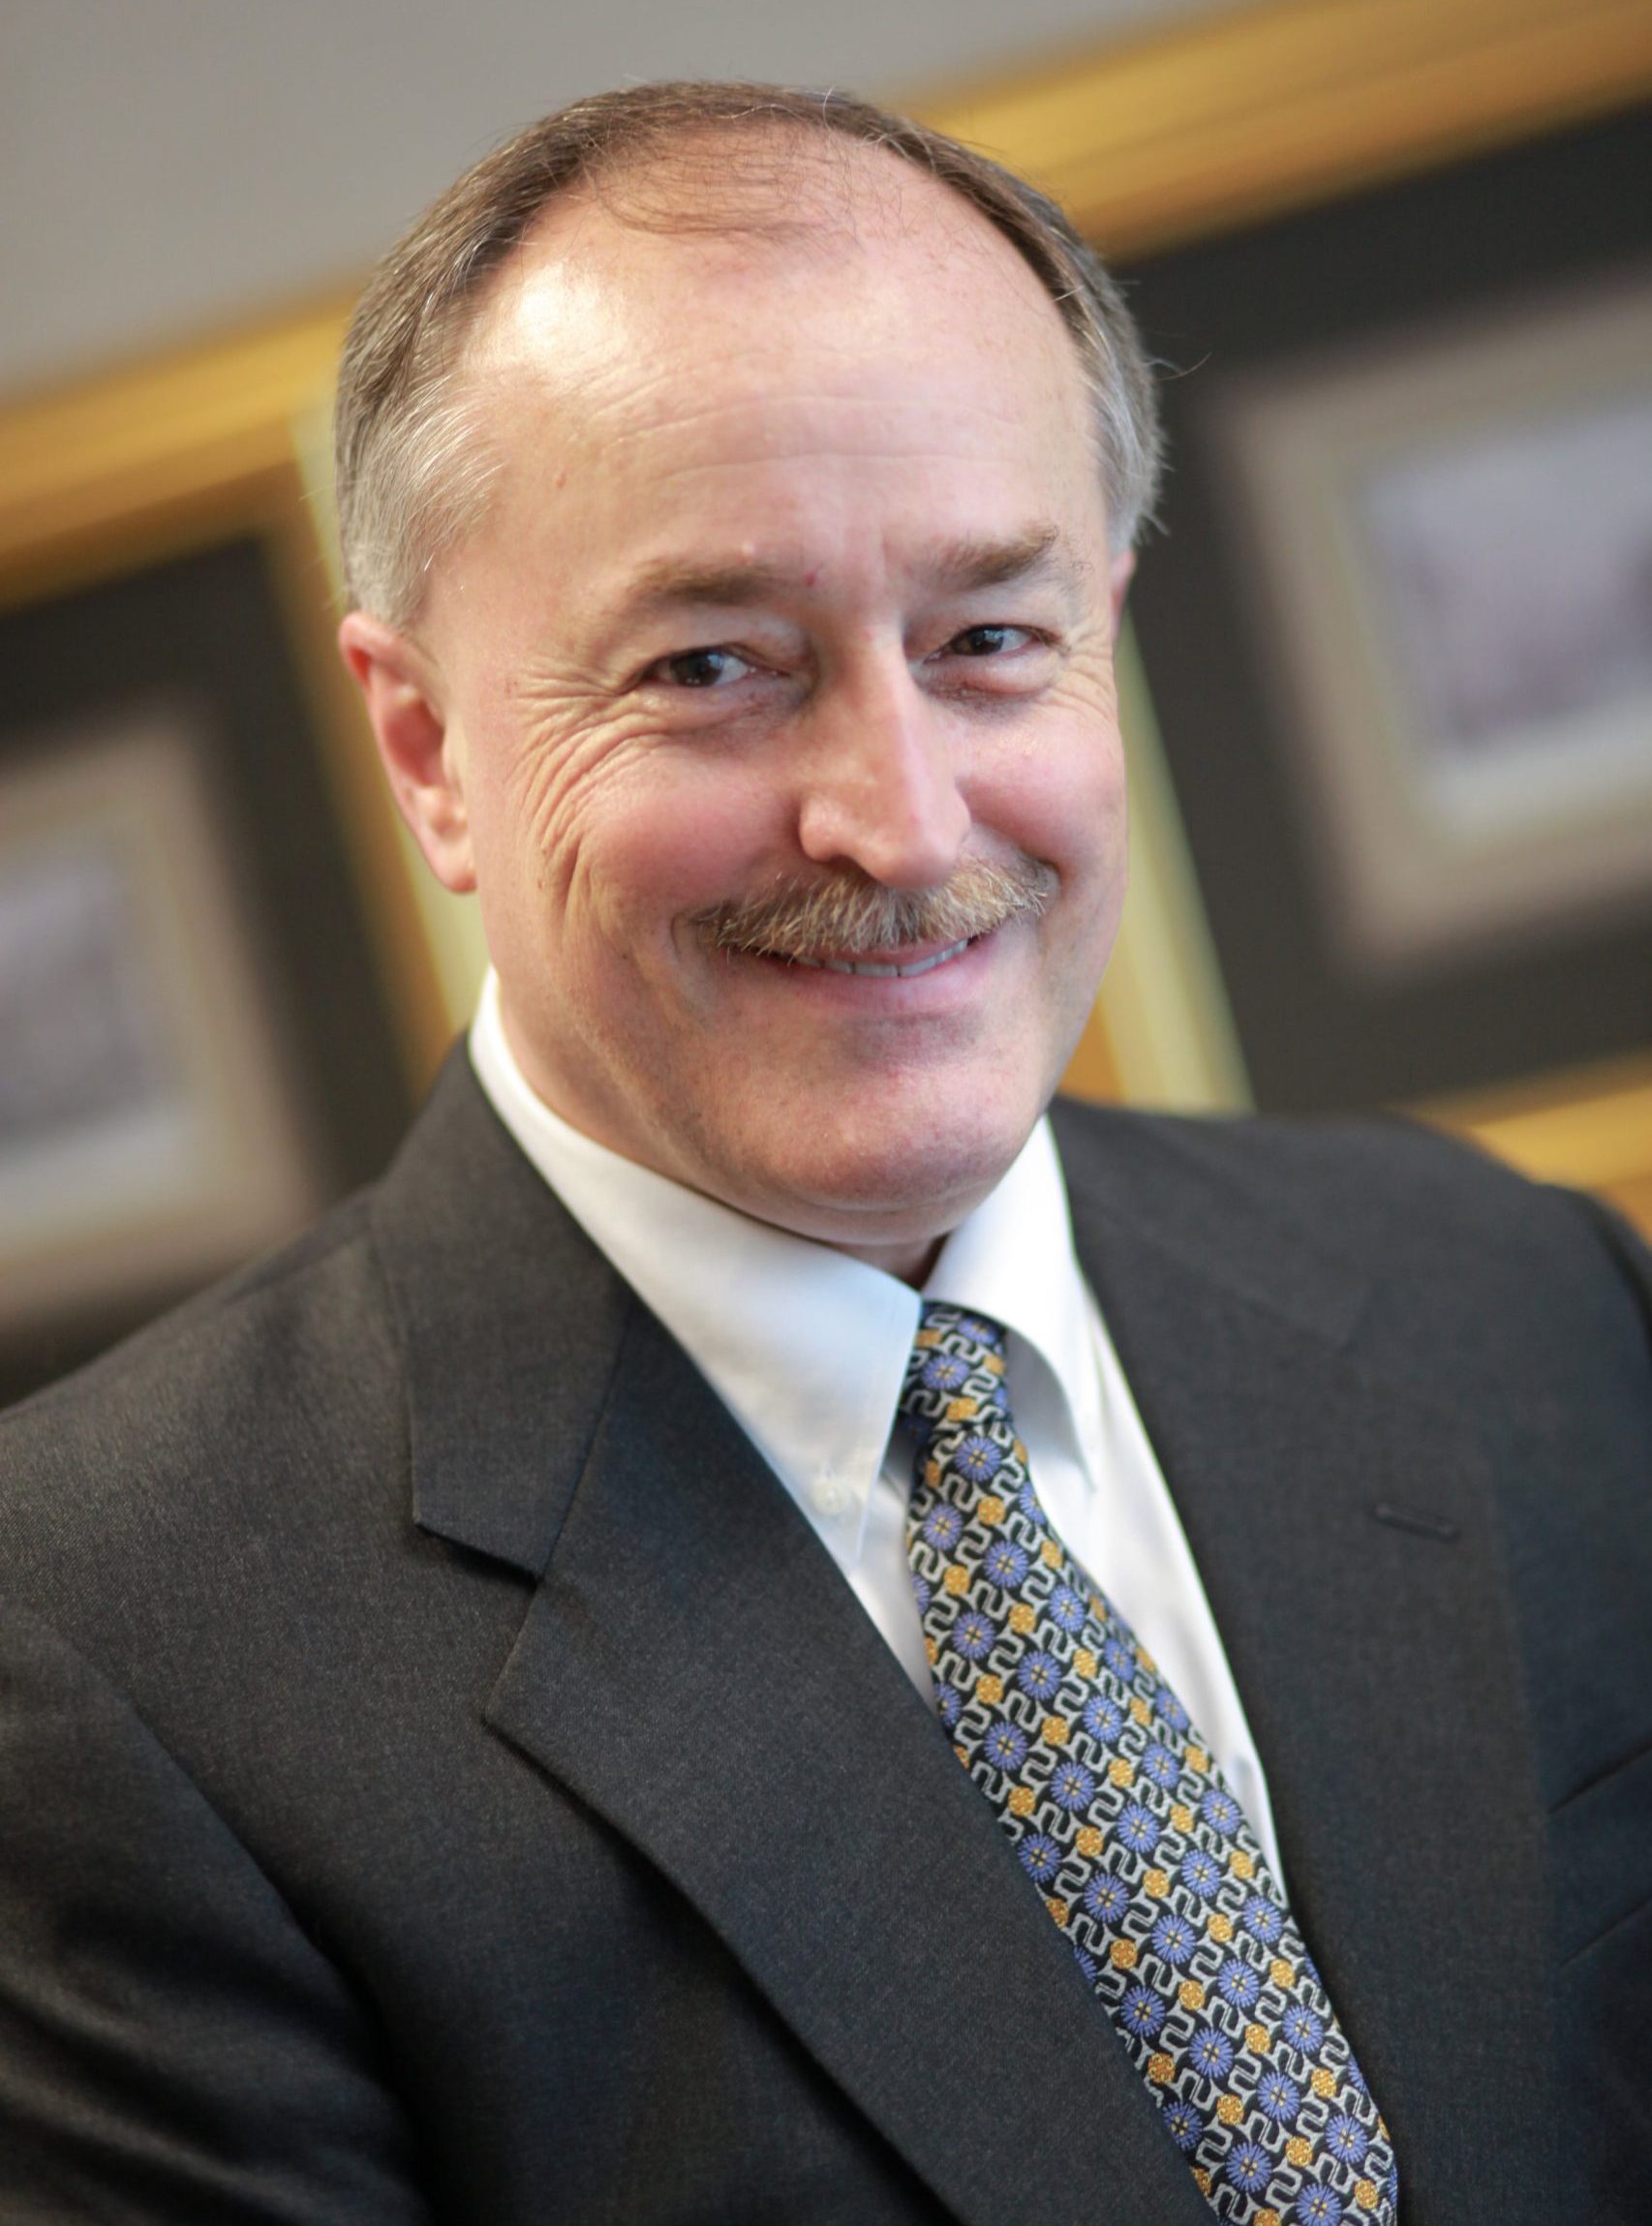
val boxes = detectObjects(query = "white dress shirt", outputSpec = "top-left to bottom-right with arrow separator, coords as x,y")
470,969 -> 1283,1876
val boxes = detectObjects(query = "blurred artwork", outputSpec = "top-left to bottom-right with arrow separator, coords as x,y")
1363,394 -> 1652,811
0,843 -> 180,1147
0,708 -> 322,1334
1218,274 -> 1652,976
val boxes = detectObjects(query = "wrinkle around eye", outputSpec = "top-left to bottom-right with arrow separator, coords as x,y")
922,626 -> 1062,697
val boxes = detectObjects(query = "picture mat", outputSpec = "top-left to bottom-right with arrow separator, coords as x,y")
0,708 -> 324,1326
1219,273 -> 1652,976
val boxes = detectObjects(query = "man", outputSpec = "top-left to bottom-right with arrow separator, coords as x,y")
1,82 -> 1648,2226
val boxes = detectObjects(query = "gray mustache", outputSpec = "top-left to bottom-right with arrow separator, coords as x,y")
693,856 -> 1056,961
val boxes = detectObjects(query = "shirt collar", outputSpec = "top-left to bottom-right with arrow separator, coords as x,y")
468,968 -> 1097,1568
925,1116 -> 1103,1476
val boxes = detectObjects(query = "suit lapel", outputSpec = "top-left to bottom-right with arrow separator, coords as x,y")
374,1061 -> 1210,2226
1057,1112 -> 1557,2224
488,1303 -> 1218,2226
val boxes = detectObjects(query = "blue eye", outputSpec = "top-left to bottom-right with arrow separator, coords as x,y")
950,625 -> 1018,656
656,647 -> 750,687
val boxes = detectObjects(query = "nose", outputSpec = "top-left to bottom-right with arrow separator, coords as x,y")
794,655 -> 970,891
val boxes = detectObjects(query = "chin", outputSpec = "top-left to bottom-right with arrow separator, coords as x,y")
724,1090 -> 1039,1247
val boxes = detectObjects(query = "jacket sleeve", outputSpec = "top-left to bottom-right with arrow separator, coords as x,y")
0,1599 -> 434,2226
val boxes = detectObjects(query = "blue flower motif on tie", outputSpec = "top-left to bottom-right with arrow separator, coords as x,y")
983,1722 -> 1027,1773
1256,2072 -> 1302,2126
1019,1833 -> 1062,1884
1324,2115 -> 1369,2167
1161,2099 -> 1205,2152
952,1610 -> 997,1662
1047,1584 -> 1087,1632
1151,1911 -> 1199,1967
1281,2004 -> 1326,2055
910,1573 -> 932,1615
1226,2142 -> 1271,2196
1240,1893 -> 1285,1945
982,1540 -> 1029,1590
1200,1787 -> 1240,1837
1187,2026 -> 1236,2081
1083,1872 -> 1130,1926
1116,1802 -> 1161,1856
1140,1743 -> 1180,1789
921,1504 -> 964,1552
1296,2187 -> 1343,2226
921,1351 -> 971,1392
1049,1760 -> 1095,1812
953,1435 -> 1002,1484
1103,1635 -> 1137,1680
1016,1650 -> 1063,1701
1082,1694 -> 1124,1745
1155,1683 -> 1191,1731
1119,1983 -> 1165,2039
1216,1957 -> 1263,2010
1178,1847 -> 1223,1900
935,1683 -> 963,1727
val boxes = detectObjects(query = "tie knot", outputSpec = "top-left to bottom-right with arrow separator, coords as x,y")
901,1303 -> 1012,1437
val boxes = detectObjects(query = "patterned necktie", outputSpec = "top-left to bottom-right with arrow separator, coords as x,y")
902,1303 -> 1397,2226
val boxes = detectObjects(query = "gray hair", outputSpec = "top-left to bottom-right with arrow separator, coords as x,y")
334,81 -> 1163,627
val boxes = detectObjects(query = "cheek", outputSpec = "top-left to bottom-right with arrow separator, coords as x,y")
479,714 -> 791,968
991,713 -> 1127,890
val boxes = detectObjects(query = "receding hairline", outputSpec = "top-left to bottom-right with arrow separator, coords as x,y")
460,118 -> 1058,384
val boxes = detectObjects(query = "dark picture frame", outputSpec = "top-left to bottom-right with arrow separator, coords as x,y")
1121,102 -> 1652,1116
0,315 -> 449,1402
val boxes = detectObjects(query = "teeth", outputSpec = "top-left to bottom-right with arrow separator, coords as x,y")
781,938 -> 970,978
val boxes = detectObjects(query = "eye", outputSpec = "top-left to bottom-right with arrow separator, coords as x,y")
923,622 -> 1055,692
943,625 -> 1027,659
649,646 -> 755,689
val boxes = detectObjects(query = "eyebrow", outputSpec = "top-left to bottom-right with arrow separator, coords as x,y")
614,524 -> 1079,620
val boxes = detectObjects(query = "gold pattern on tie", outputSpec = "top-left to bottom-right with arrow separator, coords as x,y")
902,1304 -> 1397,2226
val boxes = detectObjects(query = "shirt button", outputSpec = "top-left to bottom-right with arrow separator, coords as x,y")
811,1471 -> 848,1518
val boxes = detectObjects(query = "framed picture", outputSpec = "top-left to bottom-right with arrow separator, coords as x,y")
921,0 -> 1652,1231
1215,272 -> 1652,983
0,706 -> 322,1338
0,311 -> 466,1401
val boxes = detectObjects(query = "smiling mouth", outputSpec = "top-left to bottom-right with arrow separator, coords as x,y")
779,936 -> 974,979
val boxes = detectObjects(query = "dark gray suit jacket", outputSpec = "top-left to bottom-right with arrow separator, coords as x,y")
2,1053 -> 1649,2223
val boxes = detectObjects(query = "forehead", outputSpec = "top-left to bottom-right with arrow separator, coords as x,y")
463,135 -> 1096,474
420,136 -> 1114,643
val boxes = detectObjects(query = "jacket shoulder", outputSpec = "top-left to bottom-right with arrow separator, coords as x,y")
1050,1095 -> 1652,1399
0,1189 -> 404,1646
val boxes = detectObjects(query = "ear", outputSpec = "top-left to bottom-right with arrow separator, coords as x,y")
338,611 -> 475,894
1107,549 -> 1136,638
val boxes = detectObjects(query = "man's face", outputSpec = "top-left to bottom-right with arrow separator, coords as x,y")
358,149 -> 1131,1270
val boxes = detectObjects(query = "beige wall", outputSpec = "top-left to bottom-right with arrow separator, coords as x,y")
0,0 -> 1233,398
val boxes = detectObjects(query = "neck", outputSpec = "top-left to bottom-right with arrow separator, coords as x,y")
828,1231 -> 945,1289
